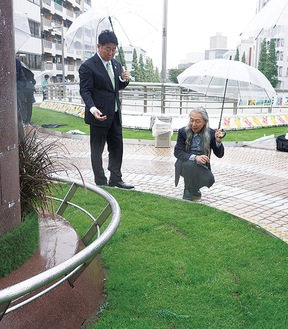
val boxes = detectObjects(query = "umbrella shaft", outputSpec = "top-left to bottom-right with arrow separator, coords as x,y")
219,78 -> 229,129
108,16 -> 124,66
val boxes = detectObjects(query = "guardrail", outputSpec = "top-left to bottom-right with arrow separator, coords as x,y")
37,82 -> 288,130
0,177 -> 121,321
41,81 -> 288,117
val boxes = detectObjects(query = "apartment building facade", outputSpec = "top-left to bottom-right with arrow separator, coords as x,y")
14,0 -> 92,83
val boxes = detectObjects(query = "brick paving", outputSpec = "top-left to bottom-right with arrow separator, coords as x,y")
37,129 -> 288,243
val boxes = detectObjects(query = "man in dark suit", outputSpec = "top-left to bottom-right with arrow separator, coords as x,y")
16,58 -> 26,140
79,30 -> 134,189
174,107 -> 224,201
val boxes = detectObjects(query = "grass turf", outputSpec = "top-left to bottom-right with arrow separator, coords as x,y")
0,212 -> 39,278
32,106 -> 288,142
52,185 -> 288,328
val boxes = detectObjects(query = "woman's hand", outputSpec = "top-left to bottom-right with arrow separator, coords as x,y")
195,154 -> 210,164
215,129 -> 225,142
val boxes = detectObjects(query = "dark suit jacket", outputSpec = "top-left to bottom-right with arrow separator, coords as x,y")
174,127 -> 224,186
16,58 -> 26,90
79,53 -> 129,127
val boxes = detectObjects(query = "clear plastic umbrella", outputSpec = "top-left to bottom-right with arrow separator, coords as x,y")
64,0 -> 159,57
241,0 -> 288,38
14,12 -> 31,52
177,58 -> 276,131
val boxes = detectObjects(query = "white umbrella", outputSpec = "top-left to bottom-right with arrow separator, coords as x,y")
241,0 -> 288,38
64,0 -> 159,57
34,70 -> 55,85
177,58 -> 276,130
14,11 -> 31,52
35,70 -> 55,78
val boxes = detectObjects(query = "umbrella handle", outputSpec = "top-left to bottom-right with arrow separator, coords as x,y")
219,129 -> 227,139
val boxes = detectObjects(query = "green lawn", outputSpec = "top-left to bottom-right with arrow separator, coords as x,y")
52,185 -> 288,329
20,106 -> 288,328
32,106 -> 288,142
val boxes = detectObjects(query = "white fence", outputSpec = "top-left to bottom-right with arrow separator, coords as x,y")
38,82 -> 288,131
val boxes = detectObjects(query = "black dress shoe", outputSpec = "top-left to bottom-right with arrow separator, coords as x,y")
183,189 -> 192,201
109,181 -> 134,189
192,190 -> 201,201
95,180 -> 108,186
192,190 -> 201,198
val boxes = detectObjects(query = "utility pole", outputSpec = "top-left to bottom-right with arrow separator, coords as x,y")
161,0 -> 168,114
161,0 -> 168,83
0,0 -> 22,235
49,24 -> 66,97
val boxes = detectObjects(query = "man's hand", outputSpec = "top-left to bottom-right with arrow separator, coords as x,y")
121,66 -> 130,82
93,108 -> 107,121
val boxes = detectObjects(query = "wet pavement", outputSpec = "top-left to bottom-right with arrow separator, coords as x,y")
36,128 -> 288,243
0,214 -> 104,329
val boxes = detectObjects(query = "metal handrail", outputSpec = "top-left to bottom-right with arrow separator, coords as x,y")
0,177 -> 121,321
41,81 -> 288,117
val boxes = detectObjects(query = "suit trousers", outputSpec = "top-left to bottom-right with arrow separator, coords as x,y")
182,160 -> 215,193
90,111 -> 123,185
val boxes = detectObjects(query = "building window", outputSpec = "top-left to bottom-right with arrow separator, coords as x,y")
29,20 -> 41,38
20,53 -> 42,70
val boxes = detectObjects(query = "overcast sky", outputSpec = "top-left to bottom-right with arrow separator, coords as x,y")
91,0 -> 259,68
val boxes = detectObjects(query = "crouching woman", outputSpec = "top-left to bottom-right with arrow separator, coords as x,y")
174,107 -> 224,201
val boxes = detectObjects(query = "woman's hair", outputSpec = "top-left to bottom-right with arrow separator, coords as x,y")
185,106 -> 211,156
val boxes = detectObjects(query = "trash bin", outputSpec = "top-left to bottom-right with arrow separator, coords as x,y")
151,117 -> 173,148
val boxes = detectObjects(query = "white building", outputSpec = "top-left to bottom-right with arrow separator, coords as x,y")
235,37 -> 255,65
14,1 -> 150,84
14,0 -> 42,70
205,32 -> 230,60
244,0 -> 288,89
14,0 -> 90,83
178,52 -> 205,69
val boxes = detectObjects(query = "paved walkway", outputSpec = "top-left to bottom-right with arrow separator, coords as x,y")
37,129 -> 288,243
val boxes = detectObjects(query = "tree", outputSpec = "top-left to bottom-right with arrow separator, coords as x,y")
266,38 -> 278,87
145,57 -> 156,82
154,67 -> 160,83
241,51 -> 246,63
138,54 -> 145,81
258,39 -> 268,75
258,38 -> 278,87
234,48 -> 240,61
130,48 -> 140,81
115,46 -> 127,70
168,68 -> 185,84
129,50 -> 161,82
